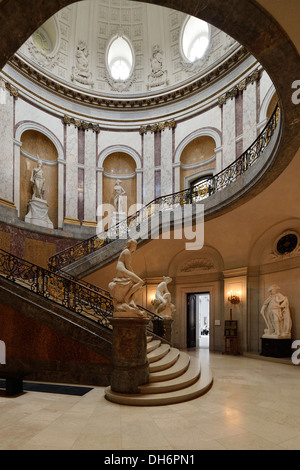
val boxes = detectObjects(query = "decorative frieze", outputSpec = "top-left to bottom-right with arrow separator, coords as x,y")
139,119 -> 175,135
63,115 -> 100,133
218,69 -> 259,107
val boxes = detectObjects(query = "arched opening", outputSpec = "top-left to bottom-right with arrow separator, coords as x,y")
180,135 -> 216,190
20,130 -> 58,228
102,152 -> 137,218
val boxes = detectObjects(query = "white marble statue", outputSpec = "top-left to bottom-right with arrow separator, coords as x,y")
30,157 -> 45,199
260,285 -> 292,338
108,239 -> 146,318
153,276 -> 176,319
25,156 -> 53,228
113,179 -> 127,213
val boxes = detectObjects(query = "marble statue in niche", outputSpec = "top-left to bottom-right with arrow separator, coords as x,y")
30,157 -> 45,199
71,40 -> 94,88
113,179 -> 127,213
108,239 -> 147,318
153,276 -> 176,319
25,157 -> 53,229
260,285 -> 292,338
148,45 -> 169,89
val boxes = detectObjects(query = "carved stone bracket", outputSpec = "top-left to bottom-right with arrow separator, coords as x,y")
218,69 -> 260,107
1,80 -> 18,98
140,118 -> 176,135
63,115 -> 100,133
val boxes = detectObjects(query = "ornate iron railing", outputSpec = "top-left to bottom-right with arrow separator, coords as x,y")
0,249 -> 162,333
0,249 -> 114,329
48,104 -> 280,272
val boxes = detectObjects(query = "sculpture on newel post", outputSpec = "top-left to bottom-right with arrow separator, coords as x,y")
108,239 -> 146,318
260,285 -> 293,357
152,276 -> 175,343
107,239 -> 149,394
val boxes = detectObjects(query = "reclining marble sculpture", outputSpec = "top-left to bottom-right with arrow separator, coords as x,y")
260,284 -> 292,338
108,239 -> 147,318
153,276 -> 176,319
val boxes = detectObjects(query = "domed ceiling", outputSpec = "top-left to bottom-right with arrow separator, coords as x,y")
14,0 -> 247,100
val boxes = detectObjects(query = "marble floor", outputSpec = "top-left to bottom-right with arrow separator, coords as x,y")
0,350 -> 300,451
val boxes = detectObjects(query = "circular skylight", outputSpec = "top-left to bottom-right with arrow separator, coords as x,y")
182,16 -> 209,63
107,36 -> 133,81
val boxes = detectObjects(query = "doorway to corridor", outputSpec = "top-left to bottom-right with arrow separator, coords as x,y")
186,292 -> 210,348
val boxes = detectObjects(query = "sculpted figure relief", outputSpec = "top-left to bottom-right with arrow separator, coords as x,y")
30,157 -> 45,199
260,285 -> 292,338
108,239 -> 146,318
153,276 -> 176,319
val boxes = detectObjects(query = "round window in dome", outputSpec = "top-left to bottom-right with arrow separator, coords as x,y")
107,36 -> 133,81
182,16 -> 210,63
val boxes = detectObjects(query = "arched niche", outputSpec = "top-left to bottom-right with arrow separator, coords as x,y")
20,130 -> 58,228
102,152 -> 137,215
179,135 -> 216,190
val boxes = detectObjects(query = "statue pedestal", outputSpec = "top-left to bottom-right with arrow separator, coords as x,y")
25,198 -> 53,229
109,317 -> 149,393
260,337 -> 292,358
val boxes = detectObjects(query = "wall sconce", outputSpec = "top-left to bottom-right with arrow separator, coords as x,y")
150,294 -> 155,306
227,290 -> 241,321
227,290 -> 241,305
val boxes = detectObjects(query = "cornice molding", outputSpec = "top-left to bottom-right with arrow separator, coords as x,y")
9,46 -> 249,111
217,69 -> 260,107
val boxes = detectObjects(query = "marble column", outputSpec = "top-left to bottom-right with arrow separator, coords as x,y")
243,82 -> 257,150
161,127 -> 173,196
143,132 -> 155,205
65,125 -> 79,222
83,129 -> 96,224
0,91 -> 14,202
222,98 -> 236,168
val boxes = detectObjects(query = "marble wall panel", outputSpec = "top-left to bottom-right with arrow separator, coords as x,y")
0,92 -> 14,202
143,132 -> 155,205
84,130 -> 97,222
65,125 -> 78,220
0,230 -> 10,252
243,82 -> 257,151
161,127 -> 173,196
222,97 -> 236,167
25,237 -> 57,269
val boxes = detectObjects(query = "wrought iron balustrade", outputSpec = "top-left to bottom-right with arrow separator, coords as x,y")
0,249 -> 163,333
48,104 -> 280,272
0,249 -> 114,329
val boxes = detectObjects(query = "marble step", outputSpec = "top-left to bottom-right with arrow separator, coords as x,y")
147,343 -> 170,363
149,351 -> 190,382
147,339 -> 161,353
139,360 -> 200,394
149,347 -> 179,372
104,363 -> 213,406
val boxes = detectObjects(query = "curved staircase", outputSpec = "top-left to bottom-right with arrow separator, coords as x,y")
104,336 -> 213,406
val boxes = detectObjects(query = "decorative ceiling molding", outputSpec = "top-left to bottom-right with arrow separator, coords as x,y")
139,119 -> 176,135
63,115 -> 100,133
9,45 -> 249,110
217,69 -> 260,107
